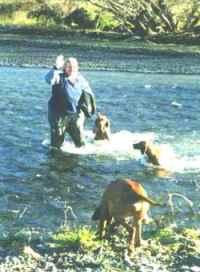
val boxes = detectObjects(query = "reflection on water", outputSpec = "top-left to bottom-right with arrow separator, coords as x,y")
0,67 -> 200,240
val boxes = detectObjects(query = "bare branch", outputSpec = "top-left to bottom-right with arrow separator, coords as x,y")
167,193 -> 194,215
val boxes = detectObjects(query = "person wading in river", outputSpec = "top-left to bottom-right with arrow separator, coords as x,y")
45,56 -> 96,148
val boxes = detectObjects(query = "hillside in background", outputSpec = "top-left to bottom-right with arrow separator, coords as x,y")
1,0 -> 200,38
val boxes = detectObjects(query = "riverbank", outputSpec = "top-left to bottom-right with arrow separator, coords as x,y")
1,26 -> 200,272
1,25 -> 200,45
1,27 -> 200,73
0,224 -> 200,272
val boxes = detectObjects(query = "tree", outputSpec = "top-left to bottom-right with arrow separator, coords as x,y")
178,0 -> 200,32
0,2 -> 22,18
88,0 -> 200,35
27,0 -> 80,25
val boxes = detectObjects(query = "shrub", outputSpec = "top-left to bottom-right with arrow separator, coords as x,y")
64,8 -> 95,29
27,1 -> 64,25
0,2 -> 22,18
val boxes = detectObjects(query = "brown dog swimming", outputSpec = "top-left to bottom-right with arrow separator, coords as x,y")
94,113 -> 111,140
133,141 -> 161,166
92,178 -> 161,251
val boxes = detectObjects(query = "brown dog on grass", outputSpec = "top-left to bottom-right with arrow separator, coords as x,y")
94,113 -> 111,140
133,141 -> 161,166
92,178 -> 161,251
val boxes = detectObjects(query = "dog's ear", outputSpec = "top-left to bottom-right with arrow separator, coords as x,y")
97,112 -> 102,118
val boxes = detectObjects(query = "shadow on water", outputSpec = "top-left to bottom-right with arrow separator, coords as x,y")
45,148 -> 81,172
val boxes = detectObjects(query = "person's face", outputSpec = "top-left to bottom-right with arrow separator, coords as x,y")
64,62 -> 72,76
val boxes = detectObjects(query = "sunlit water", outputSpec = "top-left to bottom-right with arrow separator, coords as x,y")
0,67 -> 200,241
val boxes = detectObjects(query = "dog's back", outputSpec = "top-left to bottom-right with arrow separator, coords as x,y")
92,178 -> 162,248
103,179 -> 157,220
93,179 -> 158,222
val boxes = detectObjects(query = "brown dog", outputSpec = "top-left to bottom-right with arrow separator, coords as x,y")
92,178 -> 161,250
133,141 -> 161,166
94,113 -> 111,140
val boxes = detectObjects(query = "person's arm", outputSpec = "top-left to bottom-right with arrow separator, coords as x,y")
82,77 -> 93,95
81,75 -> 96,115
79,73 -> 94,96
44,55 -> 64,85
45,68 -> 63,85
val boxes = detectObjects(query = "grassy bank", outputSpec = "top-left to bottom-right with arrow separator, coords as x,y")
1,24 -> 200,45
0,224 -> 200,272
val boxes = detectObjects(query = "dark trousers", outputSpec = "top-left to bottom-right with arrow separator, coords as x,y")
48,105 -> 85,148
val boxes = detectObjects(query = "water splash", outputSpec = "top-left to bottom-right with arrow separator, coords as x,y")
62,130 -> 157,160
42,131 -> 200,173
138,144 -> 200,174
171,101 -> 182,108
43,130 -> 156,160
144,84 -> 152,89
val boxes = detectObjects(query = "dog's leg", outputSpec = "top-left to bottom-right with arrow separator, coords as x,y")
146,148 -> 160,166
98,216 -> 112,239
115,219 -> 135,251
98,219 -> 106,239
104,216 -> 113,239
134,220 -> 142,247
129,227 -> 136,251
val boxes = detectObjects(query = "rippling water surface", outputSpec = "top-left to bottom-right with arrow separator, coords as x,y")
0,67 -> 200,239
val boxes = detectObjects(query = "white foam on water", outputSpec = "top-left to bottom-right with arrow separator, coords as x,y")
42,130 -> 156,160
169,139 -> 200,173
42,138 -> 50,146
172,84 -> 178,89
171,101 -> 182,108
143,144 -> 200,173
177,155 -> 200,173
144,84 -> 152,89
156,144 -> 184,172
61,130 -> 157,160
42,132 -> 200,173
134,144 -> 184,172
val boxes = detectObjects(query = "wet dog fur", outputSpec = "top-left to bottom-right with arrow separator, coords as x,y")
133,141 -> 161,166
92,178 -> 161,251
94,113 -> 111,140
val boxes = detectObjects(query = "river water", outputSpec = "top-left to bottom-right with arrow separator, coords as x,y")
0,66 -> 200,240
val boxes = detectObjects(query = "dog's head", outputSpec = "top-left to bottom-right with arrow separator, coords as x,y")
133,141 -> 148,154
94,113 -> 111,140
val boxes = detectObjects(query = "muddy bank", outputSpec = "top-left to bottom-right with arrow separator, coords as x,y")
1,32 -> 200,74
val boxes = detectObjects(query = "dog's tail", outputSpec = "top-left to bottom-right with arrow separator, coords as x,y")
140,195 -> 165,207
126,179 -> 165,207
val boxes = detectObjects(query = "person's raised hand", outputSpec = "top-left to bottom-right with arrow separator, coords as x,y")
55,55 -> 65,69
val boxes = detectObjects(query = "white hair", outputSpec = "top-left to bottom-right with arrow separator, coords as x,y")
67,57 -> 79,71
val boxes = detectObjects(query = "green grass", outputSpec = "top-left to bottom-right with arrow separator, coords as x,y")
0,224 -> 200,271
0,10 -> 38,26
51,225 -> 100,251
